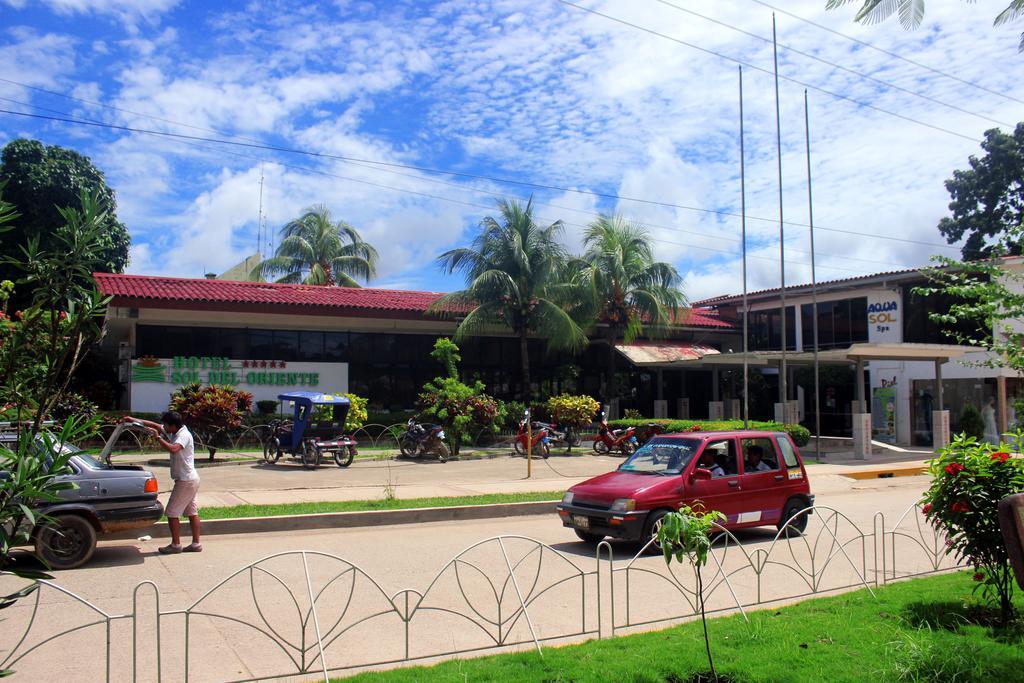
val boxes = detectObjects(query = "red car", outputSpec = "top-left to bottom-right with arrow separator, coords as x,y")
557,430 -> 814,546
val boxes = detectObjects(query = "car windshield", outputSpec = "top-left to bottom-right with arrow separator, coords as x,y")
619,437 -> 701,475
37,437 -> 105,470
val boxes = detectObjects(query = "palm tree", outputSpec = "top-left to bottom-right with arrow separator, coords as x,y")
576,214 -> 685,399
827,0 -> 1024,50
252,205 -> 378,286
432,198 -> 588,400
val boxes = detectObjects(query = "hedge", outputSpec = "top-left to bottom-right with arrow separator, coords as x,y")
608,418 -> 811,447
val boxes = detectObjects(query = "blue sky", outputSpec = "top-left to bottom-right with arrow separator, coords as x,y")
0,0 -> 1021,300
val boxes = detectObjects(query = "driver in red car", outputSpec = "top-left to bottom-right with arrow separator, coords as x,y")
697,450 -> 725,478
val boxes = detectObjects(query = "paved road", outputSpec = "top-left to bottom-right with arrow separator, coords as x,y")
1,476 -> 939,682
134,446 -> 933,509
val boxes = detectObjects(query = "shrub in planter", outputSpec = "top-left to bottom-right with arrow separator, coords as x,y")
169,383 -> 254,459
417,378 -> 500,455
608,417 -> 810,446
255,399 -> 278,415
546,394 -> 600,428
921,432 -> 1024,625
958,403 -> 985,441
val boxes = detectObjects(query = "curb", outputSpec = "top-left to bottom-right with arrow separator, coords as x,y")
840,466 -> 928,480
110,499 -> 559,540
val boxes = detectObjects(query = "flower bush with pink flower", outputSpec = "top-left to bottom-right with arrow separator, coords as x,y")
921,432 -> 1024,624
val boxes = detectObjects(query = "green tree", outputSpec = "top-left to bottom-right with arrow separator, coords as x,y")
417,339 -> 500,455
914,246 -> 1024,376
0,189 -> 112,432
656,505 -> 727,681
936,124 -> 1024,260
252,205 -> 378,286
576,215 -> 685,397
826,0 -> 1024,51
0,139 -> 130,299
432,198 -> 588,399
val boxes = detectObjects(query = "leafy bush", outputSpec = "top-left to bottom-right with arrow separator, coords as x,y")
416,339 -> 500,455
546,394 -> 600,428
47,391 -> 99,435
623,408 -> 643,419
169,383 -> 254,458
312,392 -> 368,431
958,403 -> 985,441
921,432 -> 1024,625
343,393 -> 368,431
255,399 -> 278,415
608,418 -> 811,447
498,400 -> 527,431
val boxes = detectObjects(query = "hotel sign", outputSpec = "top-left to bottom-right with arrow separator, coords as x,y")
132,356 -> 321,387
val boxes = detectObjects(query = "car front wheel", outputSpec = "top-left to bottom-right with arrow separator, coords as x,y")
643,509 -> 669,554
574,528 -> 604,544
35,515 -> 97,570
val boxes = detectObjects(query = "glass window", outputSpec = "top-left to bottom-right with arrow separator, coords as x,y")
775,435 -> 799,468
298,331 -> 324,361
618,437 -> 701,475
850,298 -> 868,343
698,439 -> 738,476
272,330 -> 298,358
740,437 -> 779,472
162,326 -> 197,357
216,328 -> 247,358
324,332 -> 348,361
248,329 -> 274,359
748,307 -> 795,351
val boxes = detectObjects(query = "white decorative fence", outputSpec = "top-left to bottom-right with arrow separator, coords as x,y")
0,504 -> 964,682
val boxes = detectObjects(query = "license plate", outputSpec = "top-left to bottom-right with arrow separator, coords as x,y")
572,515 -> 590,529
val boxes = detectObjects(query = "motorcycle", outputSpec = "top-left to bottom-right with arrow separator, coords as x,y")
398,419 -> 449,462
592,413 -> 638,456
546,420 -> 582,449
514,419 -> 551,458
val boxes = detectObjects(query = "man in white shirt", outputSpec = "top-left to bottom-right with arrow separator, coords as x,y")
125,411 -> 202,554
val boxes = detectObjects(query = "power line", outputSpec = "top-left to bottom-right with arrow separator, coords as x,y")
0,106 -> 963,251
172,132 -> 888,276
748,0 -> 1024,106
652,0 -> 1013,128
0,94 -> 902,277
554,0 -> 982,143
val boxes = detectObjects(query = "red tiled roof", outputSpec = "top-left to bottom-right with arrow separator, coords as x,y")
93,273 -> 734,328
94,273 -> 448,314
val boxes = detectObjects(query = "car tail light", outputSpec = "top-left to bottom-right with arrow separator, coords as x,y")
144,477 -> 158,493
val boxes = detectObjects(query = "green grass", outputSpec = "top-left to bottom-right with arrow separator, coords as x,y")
198,491 -> 563,520
335,571 -> 1024,683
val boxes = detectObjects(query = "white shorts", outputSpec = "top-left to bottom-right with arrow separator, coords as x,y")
166,479 -> 200,517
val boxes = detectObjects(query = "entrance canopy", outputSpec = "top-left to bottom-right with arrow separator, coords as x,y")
615,342 -> 720,366
637,342 -> 976,367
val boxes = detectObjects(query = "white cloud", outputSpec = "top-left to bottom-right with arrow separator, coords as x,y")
10,0 -> 1020,304
27,0 -> 179,29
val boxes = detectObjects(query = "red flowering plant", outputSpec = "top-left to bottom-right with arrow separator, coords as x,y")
921,431 -> 1024,625
170,383 -> 254,460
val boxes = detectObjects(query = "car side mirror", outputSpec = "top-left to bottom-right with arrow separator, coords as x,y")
691,468 -> 713,482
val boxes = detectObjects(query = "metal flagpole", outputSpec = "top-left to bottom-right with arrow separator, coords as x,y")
772,13 -> 788,418
740,66 -> 750,429
804,90 -> 822,462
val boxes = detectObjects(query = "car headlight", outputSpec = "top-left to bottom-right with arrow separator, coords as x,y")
561,491 -> 574,505
610,498 -> 636,512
